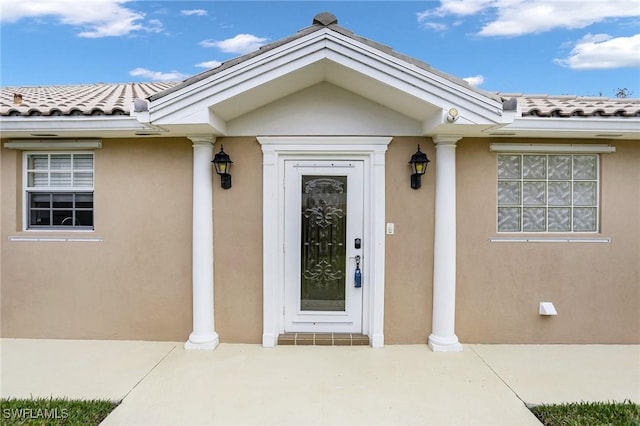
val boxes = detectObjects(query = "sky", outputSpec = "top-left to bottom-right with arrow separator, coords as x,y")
1,0 -> 639,97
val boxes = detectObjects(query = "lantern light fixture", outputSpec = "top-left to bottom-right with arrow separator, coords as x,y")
211,145 -> 233,189
408,144 -> 430,189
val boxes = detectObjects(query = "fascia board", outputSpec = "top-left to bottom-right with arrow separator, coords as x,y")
149,28 -> 504,126
149,30 -> 331,123
325,31 -> 503,122
323,45 -> 501,125
0,116 -> 152,133
504,116 -> 640,136
152,50 -> 326,126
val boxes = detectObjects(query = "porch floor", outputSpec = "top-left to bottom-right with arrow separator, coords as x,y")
1,340 -> 638,425
277,333 -> 369,346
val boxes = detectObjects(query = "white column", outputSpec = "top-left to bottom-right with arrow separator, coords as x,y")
185,135 -> 219,350
428,135 -> 463,352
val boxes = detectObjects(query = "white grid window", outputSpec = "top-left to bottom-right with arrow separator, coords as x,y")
497,154 -> 599,232
25,152 -> 94,229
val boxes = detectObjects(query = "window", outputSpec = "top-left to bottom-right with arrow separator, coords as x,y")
25,152 -> 94,229
497,153 -> 599,232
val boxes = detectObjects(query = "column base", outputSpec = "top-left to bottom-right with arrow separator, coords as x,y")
185,332 -> 219,351
370,333 -> 384,348
428,333 -> 463,352
262,333 -> 277,348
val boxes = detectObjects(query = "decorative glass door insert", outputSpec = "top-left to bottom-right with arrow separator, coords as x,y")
301,176 -> 347,311
284,161 -> 364,333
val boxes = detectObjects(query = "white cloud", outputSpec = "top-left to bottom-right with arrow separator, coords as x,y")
195,60 -> 223,69
418,0 -> 640,37
423,22 -> 449,32
0,0 -> 162,38
463,75 -> 485,87
129,67 -> 187,81
554,33 -> 640,69
418,0 -> 492,20
200,34 -> 269,54
181,9 -> 207,17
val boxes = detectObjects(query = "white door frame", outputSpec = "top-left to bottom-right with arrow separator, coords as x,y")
258,137 -> 391,348
284,160 -> 364,333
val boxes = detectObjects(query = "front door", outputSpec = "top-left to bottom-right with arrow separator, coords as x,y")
284,160 -> 364,333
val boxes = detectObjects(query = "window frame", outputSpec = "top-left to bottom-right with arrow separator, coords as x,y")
496,152 -> 600,234
22,151 -> 95,231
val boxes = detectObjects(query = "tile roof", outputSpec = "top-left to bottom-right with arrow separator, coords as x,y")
499,93 -> 640,118
3,82 -> 638,119
1,82 -> 176,117
3,12 -> 639,121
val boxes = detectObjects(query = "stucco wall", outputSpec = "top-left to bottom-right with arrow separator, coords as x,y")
2,136 -> 637,344
456,139 -> 640,343
212,137 -> 263,343
384,137 -> 435,344
1,138 -> 193,340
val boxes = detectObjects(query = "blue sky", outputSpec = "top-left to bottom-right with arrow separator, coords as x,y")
1,0 -> 639,97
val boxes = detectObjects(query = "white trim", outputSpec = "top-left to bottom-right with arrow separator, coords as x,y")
9,236 -> 102,242
500,116 -> 640,139
489,143 -> 615,153
257,136 -> 391,348
5,140 -> 102,150
0,116 -> 156,137
489,237 -> 611,243
149,29 -> 503,133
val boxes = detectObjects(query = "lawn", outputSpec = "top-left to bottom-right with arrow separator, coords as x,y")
0,398 -> 118,426
529,400 -> 640,426
2,397 -> 638,425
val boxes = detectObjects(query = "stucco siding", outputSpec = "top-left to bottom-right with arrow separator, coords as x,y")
384,137 -> 435,344
212,137 -> 263,343
2,136 -> 637,344
456,139 -> 640,343
1,138 -> 193,341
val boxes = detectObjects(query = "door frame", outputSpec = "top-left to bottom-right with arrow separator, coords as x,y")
284,160 -> 365,333
258,137 -> 391,348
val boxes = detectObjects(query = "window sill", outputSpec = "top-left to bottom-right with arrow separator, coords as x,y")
9,235 -> 102,242
489,236 -> 610,243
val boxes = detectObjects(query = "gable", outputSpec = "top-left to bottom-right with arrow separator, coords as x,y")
146,18 -> 506,137
226,82 -> 423,136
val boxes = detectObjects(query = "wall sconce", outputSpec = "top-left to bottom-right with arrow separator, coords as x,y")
211,145 -> 233,189
408,145 -> 430,190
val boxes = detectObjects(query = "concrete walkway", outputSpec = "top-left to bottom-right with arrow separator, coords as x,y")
1,339 -> 638,425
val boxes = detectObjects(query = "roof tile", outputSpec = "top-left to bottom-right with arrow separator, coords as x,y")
2,83 -> 638,119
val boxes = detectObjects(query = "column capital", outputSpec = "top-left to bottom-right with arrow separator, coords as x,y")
188,134 -> 216,146
432,135 -> 462,147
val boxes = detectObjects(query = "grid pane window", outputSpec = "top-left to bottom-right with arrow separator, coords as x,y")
497,153 -> 598,232
25,153 -> 94,229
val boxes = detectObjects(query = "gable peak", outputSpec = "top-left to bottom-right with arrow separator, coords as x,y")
313,12 -> 338,26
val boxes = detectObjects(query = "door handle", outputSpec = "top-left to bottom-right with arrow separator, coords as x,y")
354,255 -> 362,288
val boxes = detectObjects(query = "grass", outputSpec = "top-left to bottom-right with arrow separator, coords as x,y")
0,398 -> 119,426
2,397 -> 638,425
529,400 -> 640,426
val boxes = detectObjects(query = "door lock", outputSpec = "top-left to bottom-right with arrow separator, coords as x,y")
354,238 -> 361,249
